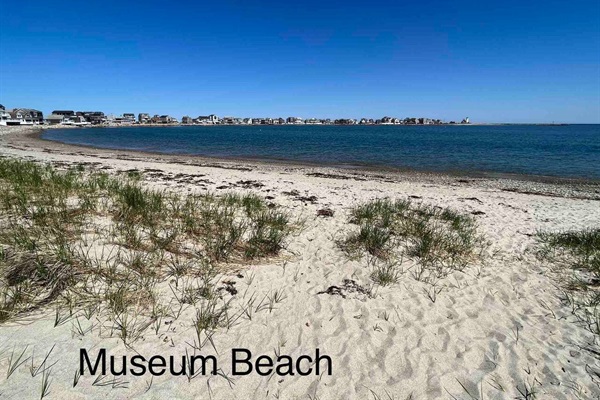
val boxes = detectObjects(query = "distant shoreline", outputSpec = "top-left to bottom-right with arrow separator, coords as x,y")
32,121 -> 576,129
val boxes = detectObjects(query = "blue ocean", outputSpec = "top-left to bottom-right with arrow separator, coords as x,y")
42,124 -> 600,180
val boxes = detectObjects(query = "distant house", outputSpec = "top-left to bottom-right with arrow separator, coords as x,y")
76,111 -> 105,124
0,104 -> 5,111
85,112 -> 105,124
461,117 -> 470,124
123,113 -> 136,123
181,116 -> 192,124
46,114 -> 66,125
153,115 -> 176,124
195,114 -> 219,124
138,113 -> 150,124
287,117 -> 303,124
9,108 -> 44,124
64,115 -> 89,125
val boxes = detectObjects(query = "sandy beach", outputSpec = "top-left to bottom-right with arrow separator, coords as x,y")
0,125 -> 599,399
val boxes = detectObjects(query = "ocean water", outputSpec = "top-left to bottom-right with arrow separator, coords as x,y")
42,124 -> 600,180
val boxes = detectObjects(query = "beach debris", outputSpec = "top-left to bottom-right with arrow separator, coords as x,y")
460,197 -> 484,204
283,190 -> 318,204
317,279 -> 370,299
317,208 -> 334,217
471,210 -> 486,215
307,172 -> 350,180
236,180 -> 264,188
182,162 -> 251,171
213,179 -> 265,189
298,195 -> 318,204
218,280 -> 238,296
306,172 -> 367,181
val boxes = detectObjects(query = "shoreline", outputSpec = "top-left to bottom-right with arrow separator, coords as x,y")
6,125 -> 600,190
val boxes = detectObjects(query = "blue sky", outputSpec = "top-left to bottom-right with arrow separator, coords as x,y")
1,0 -> 599,123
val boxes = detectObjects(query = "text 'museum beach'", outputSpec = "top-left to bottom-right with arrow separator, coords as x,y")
0,125 -> 599,399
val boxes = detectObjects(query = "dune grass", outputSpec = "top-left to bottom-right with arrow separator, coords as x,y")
537,228 -> 600,336
0,158 -> 296,344
537,229 -> 600,275
342,198 -> 486,283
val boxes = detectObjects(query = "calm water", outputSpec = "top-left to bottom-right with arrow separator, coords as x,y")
42,124 -> 600,179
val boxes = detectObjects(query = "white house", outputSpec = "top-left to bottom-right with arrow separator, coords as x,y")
0,110 -> 12,125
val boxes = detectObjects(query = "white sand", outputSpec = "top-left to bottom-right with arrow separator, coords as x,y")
0,126 -> 599,399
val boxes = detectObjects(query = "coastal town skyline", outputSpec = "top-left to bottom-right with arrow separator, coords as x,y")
0,104 -> 472,126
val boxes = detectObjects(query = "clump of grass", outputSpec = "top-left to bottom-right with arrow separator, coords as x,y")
191,297 -> 232,351
537,228 -> 600,287
538,229 -> 600,273
0,251 -> 77,322
369,258 -> 402,286
537,228 -> 600,336
345,225 -> 393,259
245,209 -> 291,259
350,198 -> 411,227
342,198 -> 485,282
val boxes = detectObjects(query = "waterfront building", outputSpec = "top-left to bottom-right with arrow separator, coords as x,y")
8,108 -> 44,124
46,114 -> 66,125
138,113 -> 151,124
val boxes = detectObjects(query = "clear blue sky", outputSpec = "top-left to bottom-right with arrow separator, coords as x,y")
1,0 -> 599,123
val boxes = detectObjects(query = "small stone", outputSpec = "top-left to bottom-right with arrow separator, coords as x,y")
570,350 -> 580,358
